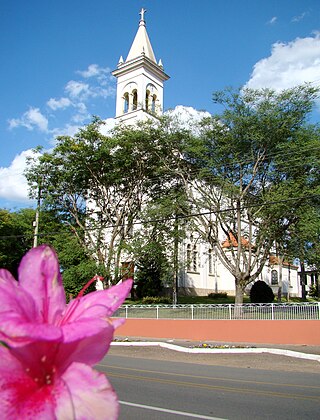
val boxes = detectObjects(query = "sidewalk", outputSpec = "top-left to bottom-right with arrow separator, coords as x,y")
112,336 -> 320,361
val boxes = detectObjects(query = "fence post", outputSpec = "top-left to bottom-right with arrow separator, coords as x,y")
191,305 -> 194,320
156,305 -> 159,319
229,304 -> 232,320
271,303 -> 274,320
125,305 -> 128,319
318,302 -> 320,320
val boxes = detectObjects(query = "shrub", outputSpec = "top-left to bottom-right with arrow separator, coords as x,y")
250,280 -> 275,303
207,292 -> 228,299
308,284 -> 319,299
141,296 -> 171,304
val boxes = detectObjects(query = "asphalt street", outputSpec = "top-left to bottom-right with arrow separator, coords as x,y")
97,347 -> 320,419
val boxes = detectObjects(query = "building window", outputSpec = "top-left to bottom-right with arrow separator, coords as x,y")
187,243 -> 198,272
123,93 -> 129,113
145,89 -> 150,110
271,269 -> 278,285
192,245 -> 198,272
132,90 -> 138,110
187,244 -> 192,271
151,95 -> 156,112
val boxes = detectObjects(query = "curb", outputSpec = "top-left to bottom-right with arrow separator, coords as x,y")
111,341 -> 320,362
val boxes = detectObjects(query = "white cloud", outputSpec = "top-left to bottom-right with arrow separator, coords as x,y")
77,64 -> 104,78
8,63 -> 115,137
65,80 -> 90,99
292,12 -> 307,23
64,77 -> 114,101
165,106 -> 211,135
72,112 -> 90,124
50,124 -> 82,139
165,105 -> 210,122
47,97 -> 72,110
0,150 -> 40,202
245,33 -> 320,91
77,64 -> 112,86
267,16 -> 277,25
8,107 -> 48,132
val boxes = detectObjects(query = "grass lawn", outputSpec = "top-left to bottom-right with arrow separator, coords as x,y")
124,295 -> 312,305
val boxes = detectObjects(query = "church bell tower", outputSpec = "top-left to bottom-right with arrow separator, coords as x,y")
112,9 -> 169,124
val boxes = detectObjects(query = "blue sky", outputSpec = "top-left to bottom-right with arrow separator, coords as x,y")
1,0 -> 319,209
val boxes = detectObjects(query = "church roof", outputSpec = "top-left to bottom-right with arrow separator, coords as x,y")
269,256 -> 298,269
221,232 -> 252,248
126,8 -> 156,63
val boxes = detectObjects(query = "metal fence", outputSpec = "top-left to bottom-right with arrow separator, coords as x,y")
114,302 -> 320,320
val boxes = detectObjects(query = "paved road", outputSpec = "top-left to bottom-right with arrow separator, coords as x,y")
97,349 -> 320,419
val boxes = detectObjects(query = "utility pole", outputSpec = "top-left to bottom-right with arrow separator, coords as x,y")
33,181 -> 41,248
173,211 -> 179,306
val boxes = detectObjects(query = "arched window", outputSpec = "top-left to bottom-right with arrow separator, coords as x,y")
132,90 -> 138,110
187,244 -> 192,272
151,94 -> 157,113
123,93 -> 129,113
271,269 -> 278,285
145,89 -> 150,111
187,243 -> 198,273
192,245 -> 198,272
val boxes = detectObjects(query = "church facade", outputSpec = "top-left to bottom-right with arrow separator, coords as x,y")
108,10 -> 302,298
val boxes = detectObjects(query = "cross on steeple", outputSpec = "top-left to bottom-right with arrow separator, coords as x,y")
139,8 -> 146,22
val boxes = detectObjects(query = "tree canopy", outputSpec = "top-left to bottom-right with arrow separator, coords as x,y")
25,85 -> 320,302
162,85 -> 320,302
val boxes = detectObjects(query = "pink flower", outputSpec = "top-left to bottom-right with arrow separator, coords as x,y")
0,245 -> 132,419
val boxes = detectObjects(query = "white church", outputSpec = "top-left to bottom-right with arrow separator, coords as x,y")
101,9 -> 302,299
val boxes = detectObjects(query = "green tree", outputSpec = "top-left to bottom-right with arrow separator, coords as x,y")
0,207 -> 101,297
166,85 -> 319,304
26,118 -> 178,284
25,86 -> 319,303
135,241 -> 171,298
0,208 -> 34,276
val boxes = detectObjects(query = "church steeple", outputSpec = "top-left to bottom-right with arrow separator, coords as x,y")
112,9 -> 169,123
126,8 -> 156,63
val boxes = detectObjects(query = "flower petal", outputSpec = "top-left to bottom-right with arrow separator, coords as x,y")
0,269 -> 37,321
0,346 -> 59,419
0,317 -> 62,347
57,322 -> 114,369
0,269 -> 62,347
56,362 -> 119,420
60,279 -> 133,325
18,245 -> 66,324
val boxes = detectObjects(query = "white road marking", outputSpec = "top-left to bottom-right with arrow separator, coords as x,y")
119,400 -> 227,419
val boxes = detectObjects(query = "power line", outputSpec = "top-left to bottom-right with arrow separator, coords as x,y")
27,116 -> 320,186
28,144 -> 320,200
1,193 -> 319,241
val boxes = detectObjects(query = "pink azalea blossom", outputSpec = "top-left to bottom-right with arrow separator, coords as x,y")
0,245 -> 132,419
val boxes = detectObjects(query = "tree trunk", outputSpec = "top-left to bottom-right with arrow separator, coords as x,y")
300,261 -> 307,300
277,255 -> 283,303
235,282 -> 244,305
234,282 -> 244,319
172,213 -> 179,305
